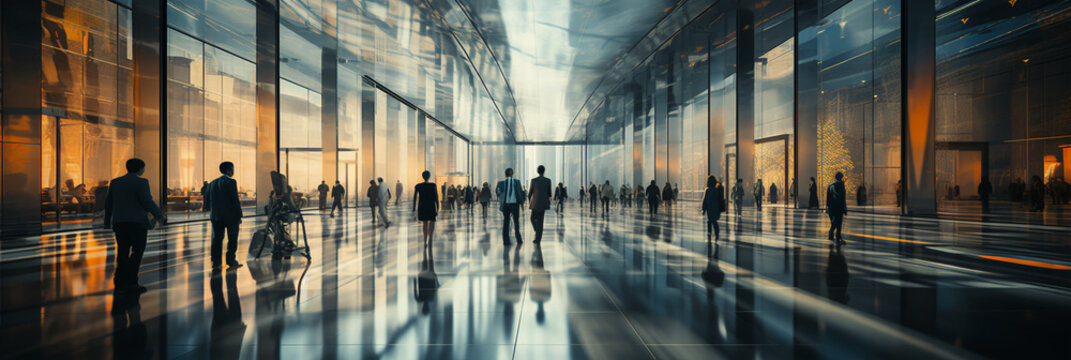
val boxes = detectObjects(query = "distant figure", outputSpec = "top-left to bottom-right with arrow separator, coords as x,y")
808,177 -> 819,209
601,180 -> 614,214
529,165 -> 552,243
826,172 -> 847,244
662,182 -> 674,210
377,177 -> 392,227
317,181 -> 329,210
619,184 -> 628,208
367,180 -> 379,224
479,182 -> 491,218
588,183 -> 598,213
579,188 -> 586,206
554,182 -> 566,213
412,171 -> 439,244
635,186 -> 645,208
1029,176 -> 1045,211
753,179 -> 765,212
646,181 -> 661,214
330,180 -> 345,217
978,176 -> 993,212
954,184 -> 961,200
497,168 -> 524,245
201,181 -> 210,211
446,185 -> 456,210
206,161 -> 244,270
701,176 -> 725,240
732,179 -> 745,214
788,178 -> 797,204
856,183 -> 867,206
465,185 -> 475,212
396,180 -> 403,206
769,183 -> 779,204
104,158 -> 165,293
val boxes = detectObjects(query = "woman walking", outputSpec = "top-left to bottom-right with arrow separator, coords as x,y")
413,171 -> 439,243
701,176 -> 726,240
479,182 -> 491,218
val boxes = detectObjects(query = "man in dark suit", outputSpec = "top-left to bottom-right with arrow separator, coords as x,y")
104,158 -> 165,293
496,168 -> 524,245
528,165 -> 552,244
206,161 -> 243,270
330,180 -> 345,218
826,172 -> 848,244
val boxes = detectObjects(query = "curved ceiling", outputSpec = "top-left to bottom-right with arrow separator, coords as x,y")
455,0 -> 681,141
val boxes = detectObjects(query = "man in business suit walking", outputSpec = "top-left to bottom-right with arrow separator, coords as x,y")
206,161 -> 244,270
826,172 -> 848,244
528,165 -> 552,244
104,158 -> 165,293
496,168 -> 524,245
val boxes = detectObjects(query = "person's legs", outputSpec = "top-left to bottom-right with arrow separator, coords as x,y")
113,224 -> 132,288
827,214 -> 837,241
225,222 -> 240,264
428,221 -> 436,242
531,210 -> 544,243
369,205 -> 377,223
833,215 -> 844,241
127,225 -> 148,286
713,219 -> 720,239
501,206 -> 513,244
378,203 -> 390,225
211,221 -> 225,266
511,205 -> 522,241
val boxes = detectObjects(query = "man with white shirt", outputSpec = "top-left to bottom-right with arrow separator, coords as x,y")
496,168 -> 524,245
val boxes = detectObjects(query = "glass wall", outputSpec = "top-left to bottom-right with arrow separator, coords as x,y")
279,80 -> 323,208
41,0 -> 134,230
934,0 -> 1071,225
751,0 -> 795,206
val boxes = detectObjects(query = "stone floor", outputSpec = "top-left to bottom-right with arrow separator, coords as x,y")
2,201 -> 1070,359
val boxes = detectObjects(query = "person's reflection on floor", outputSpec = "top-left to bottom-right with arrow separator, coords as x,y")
662,215 -> 674,243
111,291 -> 149,359
479,228 -> 492,256
210,269 -> 246,359
825,244 -> 850,304
529,242 -> 551,324
497,245 -> 523,340
251,258 -> 303,360
701,239 -> 725,288
414,241 -> 440,315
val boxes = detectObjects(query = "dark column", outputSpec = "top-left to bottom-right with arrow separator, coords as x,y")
321,0 -> 338,185
1,0 -> 42,237
360,79 -> 375,205
901,0 -> 937,216
736,2 -> 756,205
132,0 -> 165,208
256,0 -> 280,213
794,0 -> 818,209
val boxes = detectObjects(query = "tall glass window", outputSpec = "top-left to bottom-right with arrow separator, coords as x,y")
279,80 -> 323,208
41,0 -> 134,230
752,0 -> 795,206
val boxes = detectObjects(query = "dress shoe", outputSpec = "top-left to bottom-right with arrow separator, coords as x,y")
227,260 -> 244,270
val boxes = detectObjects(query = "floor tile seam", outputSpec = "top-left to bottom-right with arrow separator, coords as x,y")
510,278 -> 529,360
591,279 -> 656,359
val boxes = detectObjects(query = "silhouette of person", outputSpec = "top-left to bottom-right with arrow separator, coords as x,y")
496,168 -> 524,245
769,183 -> 779,205
978,176 -> 993,212
395,180 -> 403,206
367,180 -> 379,224
646,181 -> 661,214
554,182 -> 566,213
317,181 -> 329,210
412,170 -> 439,244
826,172 -> 847,244
479,182 -> 491,218
206,161 -> 243,270
377,177 -> 392,227
732,179 -> 745,214
104,158 -> 165,293
701,175 -> 726,240
588,183 -> 598,213
529,165 -> 552,243
753,179 -> 765,211
809,177 -> 819,209
825,244 -> 850,304
601,180 -> 614,214
330,180 -> 345,217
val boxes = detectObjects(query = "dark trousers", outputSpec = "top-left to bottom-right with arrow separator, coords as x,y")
590,198 -> 597,212
648,200 -> 659,214
331,197 -> 344,214
707,215 -> 720,239
211,221 -> 240,265
369,204 -> 378,223
502,203 -> 522,244
828,213 -> 844,240
113,222 -> 148,288
602,197 -> 610,213
319,195 -> 327,209
531,210 -> 545,243
555,200 -> 564,212
755,196 -> 763,211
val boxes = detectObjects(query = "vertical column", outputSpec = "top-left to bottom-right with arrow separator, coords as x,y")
901,0 -> 937,216
360,79 -> 376,206
1,0 -> 42,237
736,2 -> 756,205
256,0 -> 280,213
794,0 -> 818,209
321,0 -> 338,185
132,0 -> 165,208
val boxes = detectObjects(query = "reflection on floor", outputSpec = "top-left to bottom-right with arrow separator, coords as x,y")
2,202 -> 1070,359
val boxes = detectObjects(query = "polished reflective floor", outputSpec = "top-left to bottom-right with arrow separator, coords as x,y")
2,201 -> 1071,359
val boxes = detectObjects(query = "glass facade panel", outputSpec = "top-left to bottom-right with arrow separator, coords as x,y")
279,80 -> 322,208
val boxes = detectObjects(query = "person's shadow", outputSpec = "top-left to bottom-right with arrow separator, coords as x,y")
825,244 -> 850,304
414,241 -> 440,314
111,291 -> 149,359
701,239 -> 725,287
529,242 -> 552,324
210,269 -> 246,358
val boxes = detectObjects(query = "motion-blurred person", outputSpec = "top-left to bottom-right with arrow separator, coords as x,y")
529,165 -> 552,243
809,177 -> 819,209
732,179 -> 745,214
206,161 -> 243,270
367,180 -> 379,224
662,182 -> 674,210
753,179 -> 765,212
479,182 -> 491,218
701,176 -> 725,240
412,171 -> 439,244
601,180 -> 614,214
377,178 -> 392,227
588,183 -> 598,213
826,172 -> 848,244
395,180 -> 403,206
646,181 -> 661,214
317,181 -> 329,210
554,182 -> 566,213
978,176 -> 993,212
330,180 -> 345,218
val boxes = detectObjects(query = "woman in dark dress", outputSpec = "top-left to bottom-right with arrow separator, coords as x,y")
412,171 -> 439,243
701,176 -> 725,240
808,177 -> 820,209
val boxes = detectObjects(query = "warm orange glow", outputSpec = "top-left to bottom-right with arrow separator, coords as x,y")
843,232 -> 932,244
977,255 -> 1071,270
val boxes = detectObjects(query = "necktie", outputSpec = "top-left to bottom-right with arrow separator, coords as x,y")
507,179 -> 513,203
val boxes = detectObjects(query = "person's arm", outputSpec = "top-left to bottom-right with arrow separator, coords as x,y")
230,179 -> 242,217
433,187 -> 440,213
138,180 -> 165,220
103,183 -> 114,228
412,186 -> 419,212
701,188 -> 708,214
203,182 -> 212,211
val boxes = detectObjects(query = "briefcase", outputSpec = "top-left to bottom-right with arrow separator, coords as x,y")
249,229 -> 268,256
